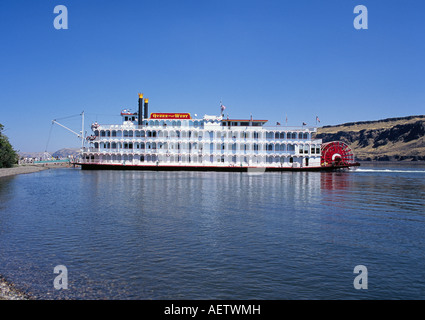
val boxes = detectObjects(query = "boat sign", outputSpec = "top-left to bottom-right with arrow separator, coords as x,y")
150,113 -> 192,119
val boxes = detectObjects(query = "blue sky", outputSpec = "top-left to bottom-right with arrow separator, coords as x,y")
1,0 -> 424,152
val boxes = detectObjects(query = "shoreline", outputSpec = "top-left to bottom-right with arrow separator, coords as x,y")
0,165 -> 49,179
357,160 -> 425,165
0,276 -> 31,300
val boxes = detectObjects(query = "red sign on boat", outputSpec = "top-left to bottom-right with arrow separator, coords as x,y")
150,113 -> 192,119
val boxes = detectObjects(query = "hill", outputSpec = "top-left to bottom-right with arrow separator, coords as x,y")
51,148 -> 80,158
19,148 -> 80,159
315,115 -> 425,161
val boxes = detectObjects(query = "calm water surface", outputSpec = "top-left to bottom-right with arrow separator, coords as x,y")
1,162 -> 425,299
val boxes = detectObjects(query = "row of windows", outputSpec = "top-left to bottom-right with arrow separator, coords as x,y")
124,119 -> 270,128
95,130 -> 311,140
87,154 -> 307,165
92,142 -> 319,153
123,119 -> 204,128
138,155 -> 299,163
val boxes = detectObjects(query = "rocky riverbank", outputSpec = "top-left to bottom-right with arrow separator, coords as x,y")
315,115 -> 425,161
0,276 -> 31,300
0,165 -> 48,178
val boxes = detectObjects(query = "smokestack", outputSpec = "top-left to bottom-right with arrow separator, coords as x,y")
138,93 -> 143,125
144,98 -> 149,120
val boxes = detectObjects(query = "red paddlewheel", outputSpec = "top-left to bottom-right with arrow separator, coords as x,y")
321,141 -> 355,166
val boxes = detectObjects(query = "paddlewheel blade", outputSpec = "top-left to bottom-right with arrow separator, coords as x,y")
321,141 -> 355,166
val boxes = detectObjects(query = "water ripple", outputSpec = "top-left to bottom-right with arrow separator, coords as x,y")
0,165 -> 425,299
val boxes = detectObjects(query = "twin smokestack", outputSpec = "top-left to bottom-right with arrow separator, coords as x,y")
137,93 -> 149,125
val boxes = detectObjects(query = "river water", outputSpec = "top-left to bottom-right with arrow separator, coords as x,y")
0,162 -> 424,299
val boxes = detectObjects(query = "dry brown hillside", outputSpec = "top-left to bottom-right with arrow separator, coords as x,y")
314,115 -> 425,161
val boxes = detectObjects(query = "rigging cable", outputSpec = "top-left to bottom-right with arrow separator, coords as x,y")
54,114 -> 81,121
45,121 -> 54,153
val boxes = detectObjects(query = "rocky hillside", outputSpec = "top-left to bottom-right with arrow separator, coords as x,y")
315,115 -> 425,161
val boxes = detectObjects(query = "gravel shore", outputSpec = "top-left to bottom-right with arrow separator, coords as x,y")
0,165 -> 48,178
0,276 -> 31,300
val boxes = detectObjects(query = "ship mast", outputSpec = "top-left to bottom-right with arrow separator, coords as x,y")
81,111 -> 85,149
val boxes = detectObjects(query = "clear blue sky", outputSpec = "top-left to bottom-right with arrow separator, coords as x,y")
1,0 -> 424,153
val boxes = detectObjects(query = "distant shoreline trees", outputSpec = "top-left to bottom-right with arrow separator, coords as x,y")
0,123 -> 18,168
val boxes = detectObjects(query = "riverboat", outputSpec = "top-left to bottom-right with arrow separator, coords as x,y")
79,93 -> 359,172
